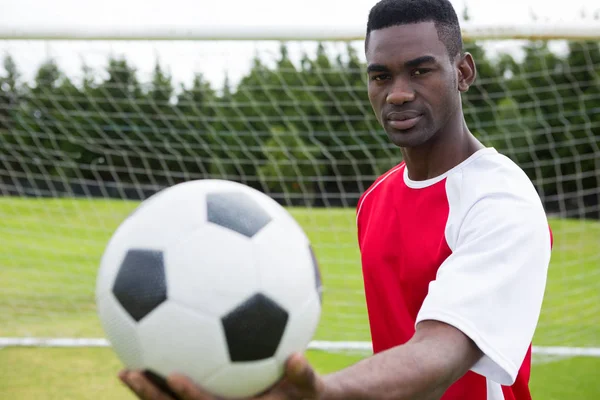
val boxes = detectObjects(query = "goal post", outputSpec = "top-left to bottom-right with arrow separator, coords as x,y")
1,22 -> 599,358
1,22 -> 600,40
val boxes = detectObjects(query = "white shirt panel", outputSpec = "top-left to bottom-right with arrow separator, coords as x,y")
415,149 -> 552,385
487,380 -> 506,400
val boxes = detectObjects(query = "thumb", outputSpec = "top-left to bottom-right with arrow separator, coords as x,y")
285,353 -> 318,390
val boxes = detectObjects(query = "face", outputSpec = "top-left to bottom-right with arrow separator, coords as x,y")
365,21 -> 473,148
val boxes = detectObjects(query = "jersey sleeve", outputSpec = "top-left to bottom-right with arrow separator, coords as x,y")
415,175 -> 552,385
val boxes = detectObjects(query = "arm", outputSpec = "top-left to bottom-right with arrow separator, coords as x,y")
119,321 -> 481,400
321,320 -> 482,400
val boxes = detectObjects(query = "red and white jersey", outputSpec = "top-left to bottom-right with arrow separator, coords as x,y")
356,148 -> 552,400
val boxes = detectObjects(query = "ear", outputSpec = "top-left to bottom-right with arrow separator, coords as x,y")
456,52 -> 476,92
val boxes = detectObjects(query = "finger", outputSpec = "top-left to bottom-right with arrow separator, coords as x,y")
119,369 -> 130,384
167,373 -> 217,400
285,353 -> 318,390
121,370 -> 175,400
119,370 -> 142,396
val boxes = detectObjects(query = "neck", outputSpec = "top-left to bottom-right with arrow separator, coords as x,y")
400,115 -> 484,181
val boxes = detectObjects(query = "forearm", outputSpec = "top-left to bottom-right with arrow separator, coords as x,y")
321,341 -> 453,400
320,322 -> 482,400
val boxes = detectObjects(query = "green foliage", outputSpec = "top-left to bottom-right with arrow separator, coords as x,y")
1,55 -> 21,162
257,126 -> 325,205
0,40 -> 598,214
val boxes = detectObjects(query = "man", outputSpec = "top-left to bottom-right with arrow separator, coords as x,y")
120,0 -> 552,399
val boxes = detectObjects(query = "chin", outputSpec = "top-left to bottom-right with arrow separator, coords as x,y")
386,128 -> 433,148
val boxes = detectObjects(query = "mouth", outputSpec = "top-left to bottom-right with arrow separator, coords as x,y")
385,111 -> 423,131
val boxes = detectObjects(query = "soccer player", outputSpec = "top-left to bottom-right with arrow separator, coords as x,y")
119,0 -> 552,399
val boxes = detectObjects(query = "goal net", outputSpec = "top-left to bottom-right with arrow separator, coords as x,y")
1,23 -> 599,357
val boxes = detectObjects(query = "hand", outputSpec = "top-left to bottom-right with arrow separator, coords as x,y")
119,352 -> 325,400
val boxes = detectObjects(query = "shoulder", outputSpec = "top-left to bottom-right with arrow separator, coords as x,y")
448,148 -> 543,207
356,162 -> 405,214
444,149 -> 549,249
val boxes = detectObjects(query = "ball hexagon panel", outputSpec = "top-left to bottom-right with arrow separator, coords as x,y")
112,249 -> 167,322
251,221 -> 316,312
274,291 -> 321,363
221,293 -> 289,362
166,226 -> 261,317
309,245 -> 323,303
202,356 -> 281,398
138,301 -> 229,386
207,191 -> 272,238
113,181 -> 209,250
96,293 -> 144,370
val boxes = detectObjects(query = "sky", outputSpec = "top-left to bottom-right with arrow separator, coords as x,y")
0,0 -> 598,88
1,0 -> 598,28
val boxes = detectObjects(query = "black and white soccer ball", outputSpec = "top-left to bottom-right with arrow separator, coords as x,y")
95,179 -> 322,398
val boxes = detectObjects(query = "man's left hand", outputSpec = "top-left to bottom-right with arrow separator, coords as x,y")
119,352 -> 325,400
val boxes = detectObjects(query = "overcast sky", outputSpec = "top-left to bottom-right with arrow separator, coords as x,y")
1,0 -> 598,27
0,0 -> 598,87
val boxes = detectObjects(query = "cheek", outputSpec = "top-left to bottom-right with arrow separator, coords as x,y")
367,87 -> 383,116
367,84 -> 378,103
428,76 -> 457,110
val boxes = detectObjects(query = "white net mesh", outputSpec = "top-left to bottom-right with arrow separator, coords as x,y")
0,31 -> 599,353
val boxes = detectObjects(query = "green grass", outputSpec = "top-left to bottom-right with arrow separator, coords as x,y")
1,197 -> 599,399
1,349 -> 599,399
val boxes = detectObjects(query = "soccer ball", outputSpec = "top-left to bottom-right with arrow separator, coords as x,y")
95,179 -> 322,398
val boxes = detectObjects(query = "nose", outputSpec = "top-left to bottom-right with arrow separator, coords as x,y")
386,79 -> 415,105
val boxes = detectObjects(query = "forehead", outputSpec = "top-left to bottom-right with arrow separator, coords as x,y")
366,21 -> 448,65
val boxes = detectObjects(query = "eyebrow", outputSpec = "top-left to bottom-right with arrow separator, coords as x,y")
366,55 -> 438,73
404,55 -> 437,68
366,64 -> 390,73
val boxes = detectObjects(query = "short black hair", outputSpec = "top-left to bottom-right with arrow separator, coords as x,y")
366,0 -> 463,58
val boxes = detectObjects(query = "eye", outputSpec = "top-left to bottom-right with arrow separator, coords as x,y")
370,74 -> 390,82
412,68 -> 431,77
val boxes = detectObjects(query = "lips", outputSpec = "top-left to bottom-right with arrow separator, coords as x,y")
385,110 -> 423,131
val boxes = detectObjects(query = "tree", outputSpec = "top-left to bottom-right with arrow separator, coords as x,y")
176,73 -> 218,179
0,55 -> 19,131
257,126 -> 324,206
1,35 -> 597,213
0,55 -> 24,187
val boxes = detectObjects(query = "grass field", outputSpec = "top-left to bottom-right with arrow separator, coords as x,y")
1,197 -> 599,399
